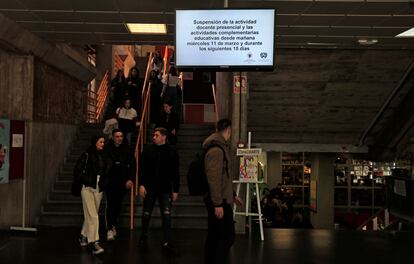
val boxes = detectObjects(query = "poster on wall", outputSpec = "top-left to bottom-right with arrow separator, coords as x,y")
239,156 -> 258,182
0,119 -> 10,184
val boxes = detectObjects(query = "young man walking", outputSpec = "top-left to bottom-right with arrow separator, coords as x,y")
138,127 -> 180,252
203,118 -> 242,264
105,129 -> 135,241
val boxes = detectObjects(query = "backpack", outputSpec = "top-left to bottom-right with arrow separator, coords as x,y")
187,144 -> 226,196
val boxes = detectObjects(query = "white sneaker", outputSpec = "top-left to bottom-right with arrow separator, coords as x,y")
91,242 -> 104,255
79,235 -> 88,247
107,230 -> 115,241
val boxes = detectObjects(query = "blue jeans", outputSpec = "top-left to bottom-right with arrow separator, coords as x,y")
141,191 -> 172,243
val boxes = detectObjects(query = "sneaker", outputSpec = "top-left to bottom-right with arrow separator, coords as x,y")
107,230 -> 115,241
162,242 -> 178,256
91,241 -> 104,255
79,235 -> 88,247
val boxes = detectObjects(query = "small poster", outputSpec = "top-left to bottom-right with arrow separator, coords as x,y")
239,156 -> 258,182
0,119 -> 10,184
12,134 -> 23,148
233,75 -> 247,94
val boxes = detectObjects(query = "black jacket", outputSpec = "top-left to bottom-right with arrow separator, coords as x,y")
139,143 -> 179,194
73,147 -> 109,192
155,111 -> 179,144
105,140 -> 136,190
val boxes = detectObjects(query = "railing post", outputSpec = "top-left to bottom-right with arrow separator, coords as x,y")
384,208 -> 389,227
373,217 -> 378,231
130,187 -> 134,230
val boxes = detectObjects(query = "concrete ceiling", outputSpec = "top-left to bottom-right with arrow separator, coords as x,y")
1,0 -> 414,48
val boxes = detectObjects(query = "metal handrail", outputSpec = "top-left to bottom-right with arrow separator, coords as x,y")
163,46 -> 169,76
129,52 -> 154,230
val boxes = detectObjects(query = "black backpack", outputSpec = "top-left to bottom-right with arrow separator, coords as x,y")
187,144 -> 226,196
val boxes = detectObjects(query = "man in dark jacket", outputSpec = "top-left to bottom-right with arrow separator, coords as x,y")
203,118 -> 242,264
105,129 -> 136,241
138,127 -> 179,251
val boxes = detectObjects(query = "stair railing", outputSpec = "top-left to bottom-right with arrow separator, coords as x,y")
357,208 -> 391,231
163,45 -> 169,76
86,88 -> 97,123
114,54 -> 124,73
95,70 -> 110,122
129,52 -> 153,230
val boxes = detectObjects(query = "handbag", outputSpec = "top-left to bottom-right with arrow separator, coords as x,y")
71,153 -> 88,197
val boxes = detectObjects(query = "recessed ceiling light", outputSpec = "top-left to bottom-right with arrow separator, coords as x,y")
357,39 -> 378,45
126,23 -> 167,34
396,28 -> 414,38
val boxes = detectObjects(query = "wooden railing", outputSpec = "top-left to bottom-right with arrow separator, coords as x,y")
86,89 -> 97,123
129,52 -> 154,230
85,70 -> 110,123
114,54 -> 124,73
95,70 -> 110,122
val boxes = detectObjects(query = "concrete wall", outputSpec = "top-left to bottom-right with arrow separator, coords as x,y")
0,50 -> 34,120
248,48 -> 414,145
0,49 -> 86,229
33,60 -> 85,124
26,121 -> 77,226
310,153 -> 335,229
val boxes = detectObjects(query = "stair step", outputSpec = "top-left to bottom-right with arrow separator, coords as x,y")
38,213 -> 207,229
40,122 -> 212,228
48,190 -> 205,203
43,201 -> 206,215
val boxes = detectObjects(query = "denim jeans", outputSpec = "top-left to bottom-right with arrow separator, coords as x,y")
141,191 -> 172,243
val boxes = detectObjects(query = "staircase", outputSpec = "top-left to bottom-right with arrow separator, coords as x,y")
38,123 -> 214,229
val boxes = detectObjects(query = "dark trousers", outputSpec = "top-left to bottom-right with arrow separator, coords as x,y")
105,188 -> 126,230
204,200 -> 235,264
141,191 -> 172,243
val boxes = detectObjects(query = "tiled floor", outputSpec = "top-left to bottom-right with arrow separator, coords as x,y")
1,227 -> 414,264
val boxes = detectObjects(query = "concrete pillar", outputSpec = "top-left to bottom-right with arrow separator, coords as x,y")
267,152 -> 282,188
309,153 -> 335,229
95,45 -> 113,84
215,72 -> 232,119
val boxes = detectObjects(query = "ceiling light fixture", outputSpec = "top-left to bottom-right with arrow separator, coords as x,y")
396,28 -> 414,38
126,23 -> 167,34
357,39 -> 378,45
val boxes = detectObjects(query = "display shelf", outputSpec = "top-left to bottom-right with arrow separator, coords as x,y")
334,157 -> 392,220
281,152 -> 310,208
